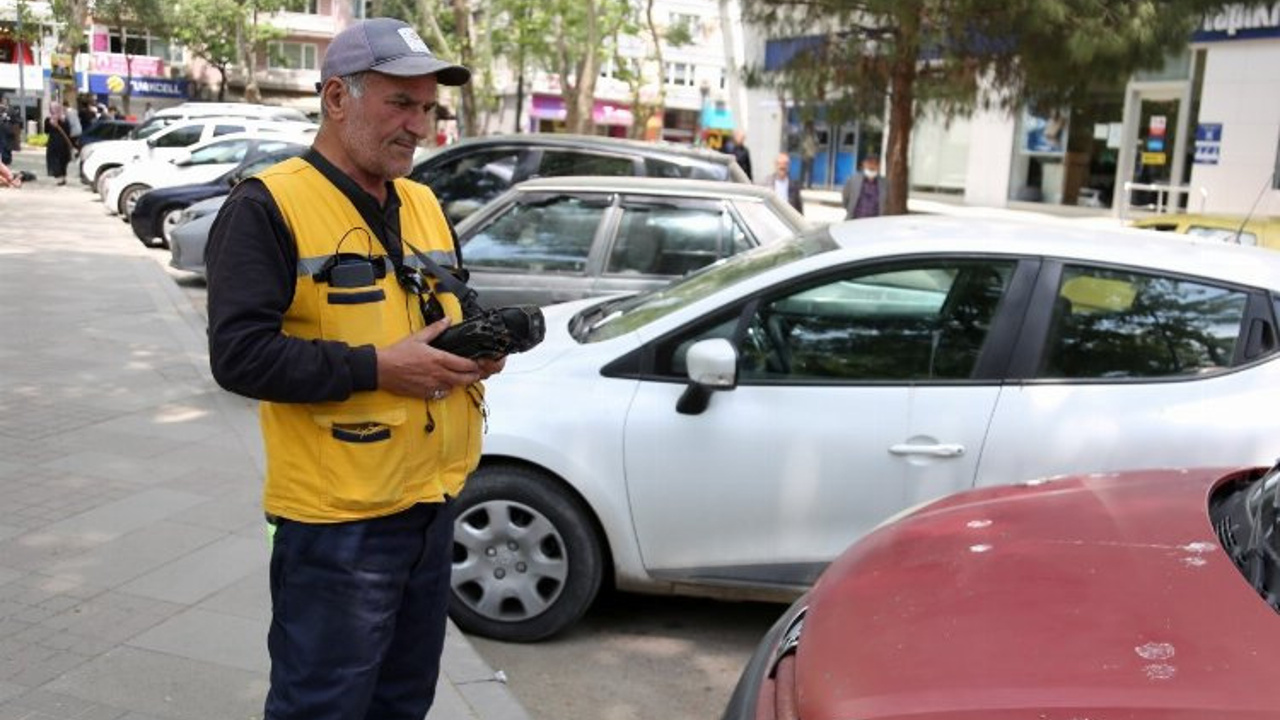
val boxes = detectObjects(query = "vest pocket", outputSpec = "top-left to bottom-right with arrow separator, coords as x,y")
313,406 -> 414,513
321,285 -> 388,349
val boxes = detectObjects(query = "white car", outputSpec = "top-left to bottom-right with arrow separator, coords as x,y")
450,215 -> 1280,642
80,116 -> 314,194
104,130 -> 315,218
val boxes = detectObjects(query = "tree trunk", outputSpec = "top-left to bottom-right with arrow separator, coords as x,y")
216,66 -> 228,101
565,0 -> 600,135
884,12 -> 920,216
452,0 -> 477,137
243,10 -> 263,103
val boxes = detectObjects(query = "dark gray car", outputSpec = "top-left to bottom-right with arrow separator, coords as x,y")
455,176 -> 810,307
409,134 -> 750,223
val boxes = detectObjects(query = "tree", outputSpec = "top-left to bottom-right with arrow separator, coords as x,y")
618,0 -> 692,140
236,0 -> 294,103
737,0 -> 1244,215
169,0 -> 243,100
90,0 -> 170,114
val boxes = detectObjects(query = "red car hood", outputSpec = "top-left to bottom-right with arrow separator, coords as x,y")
798,467 -> 1280,720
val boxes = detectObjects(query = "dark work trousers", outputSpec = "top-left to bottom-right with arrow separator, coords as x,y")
264,500 -> 455,720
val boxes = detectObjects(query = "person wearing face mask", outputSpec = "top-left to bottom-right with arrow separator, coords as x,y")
842,154 -> 887,219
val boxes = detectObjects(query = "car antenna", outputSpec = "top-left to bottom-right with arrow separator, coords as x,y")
1234,170 -> 1276,245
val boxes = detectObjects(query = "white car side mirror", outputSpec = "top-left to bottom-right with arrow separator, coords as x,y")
677,338 -> 738,415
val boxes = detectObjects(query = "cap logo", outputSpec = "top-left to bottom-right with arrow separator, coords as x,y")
397,27 -> 431,55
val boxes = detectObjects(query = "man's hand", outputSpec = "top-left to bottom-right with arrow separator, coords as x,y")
376,319 -> 484,399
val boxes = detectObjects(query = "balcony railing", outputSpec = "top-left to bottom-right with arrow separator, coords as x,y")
225,65 -> 320,93
266,11 -> 337,37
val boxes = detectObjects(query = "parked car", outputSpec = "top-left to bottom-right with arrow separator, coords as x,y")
722,462 -> 1280,720
78,119 -> 138,147
123,102 -> 310,143
106,130 -> 314,220
409,134 -> 749,223
167,196 -> 227,276
79,116 -> 314,194
1131,212 -> 1280,249
131,146 -> 306,247
455,176 -> 810,306
448,215 -> 1280,642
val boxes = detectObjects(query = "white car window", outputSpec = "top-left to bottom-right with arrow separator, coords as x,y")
464,196 -> 605,274
188,139 -> 251,165
733,261 -> 1014,381
1038,265 -> 1249,379
151,124 -> 205,148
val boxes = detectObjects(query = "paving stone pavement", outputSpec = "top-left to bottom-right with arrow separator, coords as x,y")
0,151 -> 531,720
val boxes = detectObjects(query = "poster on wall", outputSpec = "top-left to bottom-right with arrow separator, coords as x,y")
1194,123 -> 1223,165
1022,109 -> 1069,155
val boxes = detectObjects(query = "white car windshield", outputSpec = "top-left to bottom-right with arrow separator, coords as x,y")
578,230 -> 837,342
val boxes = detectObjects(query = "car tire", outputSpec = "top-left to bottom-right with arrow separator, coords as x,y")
151,206 -> 184,248
92,165 -> 119,195
450,463 -> 604,643
119,184 -> 150,219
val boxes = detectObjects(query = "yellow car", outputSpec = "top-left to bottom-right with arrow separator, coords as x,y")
1131,213 -> 1280,249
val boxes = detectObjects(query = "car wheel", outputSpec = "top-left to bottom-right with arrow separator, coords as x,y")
450,464 -> 604,642
93,165 -> 120,196
119,184 -> 150,218
153,206 -> 184,248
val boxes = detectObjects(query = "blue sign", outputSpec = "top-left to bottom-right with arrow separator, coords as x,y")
88,74 -> 190,99
1146,138 -> 1165,152
1194,4 -> 1280,42
1194,123 -> 1223,165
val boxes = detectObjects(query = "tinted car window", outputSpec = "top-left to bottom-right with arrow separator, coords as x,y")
151,124 -> 205,148
1038,266 -> 1249,379
737,261 -> 1013,381
463,195 -> 606,274
735,199 -> 799,244
418,149 -> 521,215
606,202 -> 745,277
213,124 -> 246,137
538,151 -> 634,178
133,117 -> 176,139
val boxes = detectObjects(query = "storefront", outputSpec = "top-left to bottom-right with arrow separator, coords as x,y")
528,94 -> 633,137
1184,4 -> 1280,216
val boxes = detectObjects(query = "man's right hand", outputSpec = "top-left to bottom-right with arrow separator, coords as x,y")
376,318 -> 483,399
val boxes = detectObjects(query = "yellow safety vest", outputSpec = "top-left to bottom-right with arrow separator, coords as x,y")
257,157 -> 483,523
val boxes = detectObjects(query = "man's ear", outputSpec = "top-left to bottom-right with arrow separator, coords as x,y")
320,79 -> 349,120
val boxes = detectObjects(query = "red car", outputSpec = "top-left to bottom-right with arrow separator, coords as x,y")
722,465 -> 1280,720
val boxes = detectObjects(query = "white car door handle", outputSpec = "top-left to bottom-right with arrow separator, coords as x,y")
889,443 -> 966,458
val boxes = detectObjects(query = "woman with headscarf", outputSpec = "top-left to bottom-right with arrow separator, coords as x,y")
43,101 -> 73,185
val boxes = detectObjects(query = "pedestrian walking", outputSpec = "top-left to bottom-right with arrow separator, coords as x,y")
761,152 -> 803,213
842,155 -> 887,219
800,122 -> 818,188
723,128 -> 753,181
43,102 -> 73,185
205,17 -> 501,720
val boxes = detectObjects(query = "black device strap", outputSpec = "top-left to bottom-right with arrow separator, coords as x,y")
301,149 -> 465,273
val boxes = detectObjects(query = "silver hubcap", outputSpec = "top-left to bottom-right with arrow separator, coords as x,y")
123,189 -> 144,217
161,210 -> 181,243
452,499 -> 569,622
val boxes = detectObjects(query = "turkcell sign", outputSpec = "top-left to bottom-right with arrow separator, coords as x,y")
1194,2 -> 1280,41
88,74 -> 189,99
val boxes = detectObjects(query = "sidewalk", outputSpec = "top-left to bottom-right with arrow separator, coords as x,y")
0,153 -> 530,720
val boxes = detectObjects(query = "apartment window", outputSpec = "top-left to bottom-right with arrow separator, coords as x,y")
269,41 -> 319,71
106,31 -> 182,61
666,62 -> 692,87
351,0 -> 368,19
305,0 -> 321,14
669,12 -> 699,32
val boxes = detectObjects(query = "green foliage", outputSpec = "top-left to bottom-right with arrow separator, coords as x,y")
170,0 -> 243,70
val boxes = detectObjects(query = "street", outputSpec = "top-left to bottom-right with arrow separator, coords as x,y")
10,148 -> 788,720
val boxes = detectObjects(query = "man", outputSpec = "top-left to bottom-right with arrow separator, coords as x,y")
726,128 -> 752,180
205,17 -> 502,720
761,152 -> 802,213
842,154 -> 887,219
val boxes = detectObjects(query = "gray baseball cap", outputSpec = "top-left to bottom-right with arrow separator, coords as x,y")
318,18 -> 470,90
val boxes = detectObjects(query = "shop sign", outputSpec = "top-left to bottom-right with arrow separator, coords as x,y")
1194,123 -> 1224,165
50,54 -> 74,79
1194,2 -> 1280,41
1146,137 -> 1165,152
88,74 -> 189,99
90,53 -> 165,78
1142,152 -> 1168,166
